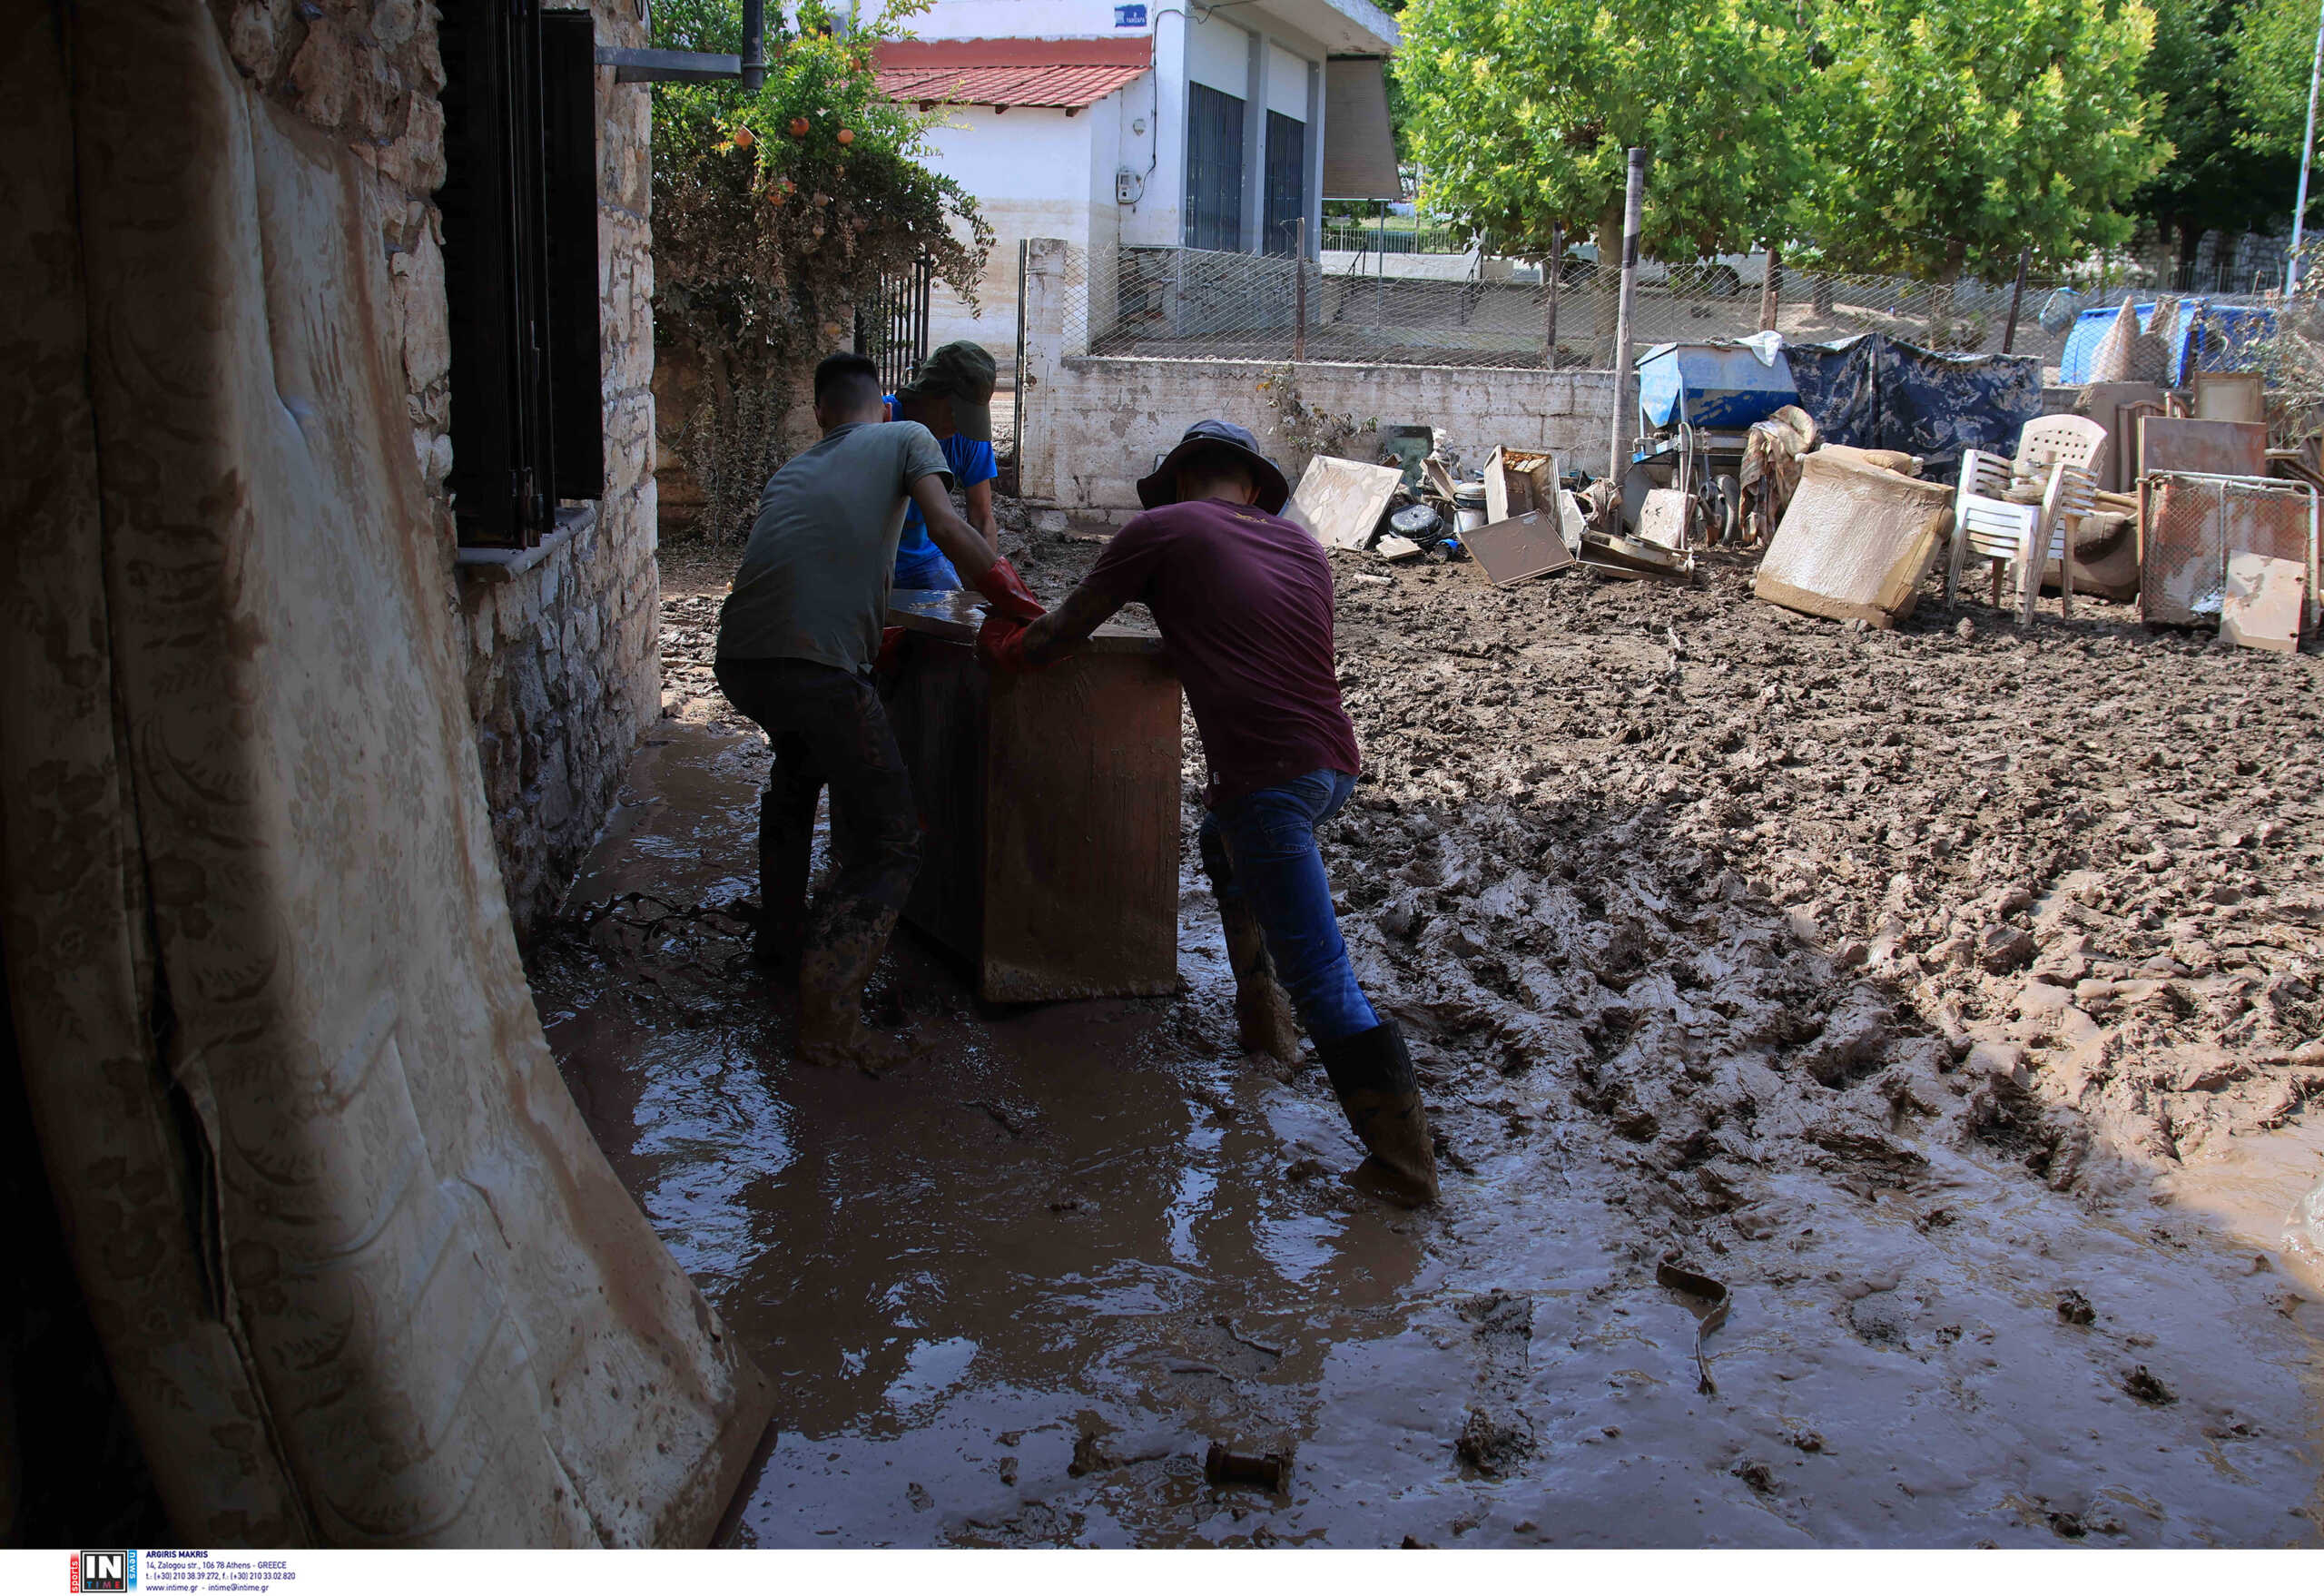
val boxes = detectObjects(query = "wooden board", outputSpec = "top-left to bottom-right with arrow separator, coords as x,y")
2221,552 -> 2306,653
982,650 -> 1184,1000
1281,455 -> 1403,550
1465,509 -> 1576,587
884,595 -> 1180,1001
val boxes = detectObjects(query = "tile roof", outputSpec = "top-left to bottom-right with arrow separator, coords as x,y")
873,37 -> 1153,110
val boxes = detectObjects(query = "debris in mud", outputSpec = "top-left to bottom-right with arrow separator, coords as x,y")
1068,1432 -> 1111,1477
965,1097 -> 1039,1138
1455,1404 -> 1539,1478
1214,1314 -> 1286,1358
2057,1288 -> 2097,1325
1204,1443 -> 1293,1492
1730,1458 -> 1777,1494
2122,1365 -> 2179,1406
956,1501 -> 1087,1547
907,1482 -> 933,1512
1784,1428 -> 1826,1453
1657,1259 -> 1733,1394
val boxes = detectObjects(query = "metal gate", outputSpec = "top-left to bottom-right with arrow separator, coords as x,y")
854,256 -> 931,392
2141,470 -> 2320,628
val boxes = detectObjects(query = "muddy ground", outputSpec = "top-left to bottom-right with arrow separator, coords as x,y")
537,510 -> 2324,1547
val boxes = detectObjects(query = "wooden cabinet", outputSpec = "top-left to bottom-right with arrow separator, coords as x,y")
883,591 -> 1182,1001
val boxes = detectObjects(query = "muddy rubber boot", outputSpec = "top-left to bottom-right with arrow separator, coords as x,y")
750,910 -> 803,979
1220,898 -> 1302,1068
796,900 -> 921,1076
1315,1020 -> 1440,1207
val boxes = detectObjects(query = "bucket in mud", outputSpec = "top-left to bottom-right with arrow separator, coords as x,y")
1452,483 -> 1488,534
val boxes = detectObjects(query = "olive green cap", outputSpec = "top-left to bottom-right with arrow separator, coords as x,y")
897,340 -> 999,442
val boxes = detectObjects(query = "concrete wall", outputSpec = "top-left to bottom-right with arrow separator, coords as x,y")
923,99 -> 1117,363
1016,239 -> 1618,509
222,0 -> 659,939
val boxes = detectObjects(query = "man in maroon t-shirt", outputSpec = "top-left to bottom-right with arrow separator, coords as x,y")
983,420 -> 1438,1207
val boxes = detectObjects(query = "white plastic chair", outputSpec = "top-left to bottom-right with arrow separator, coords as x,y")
1945,416 -> 2106,623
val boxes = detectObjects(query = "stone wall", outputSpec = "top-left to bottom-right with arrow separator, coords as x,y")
1013,238 -> 1621,512
215,0 -> 661,940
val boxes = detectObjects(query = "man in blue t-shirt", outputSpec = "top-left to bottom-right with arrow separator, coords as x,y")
884,340 -> 1000,589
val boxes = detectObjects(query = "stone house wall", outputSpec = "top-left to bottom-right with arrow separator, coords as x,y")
214,0 -> 661,940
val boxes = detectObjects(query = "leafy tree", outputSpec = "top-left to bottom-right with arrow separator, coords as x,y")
1394,0 -> 1808,255
2137,0 -> 2297,260
1395,0 -> 1808,358
650,0 -> 990,539
2232,0 -> 2324,242
1799,0 -> 2167,281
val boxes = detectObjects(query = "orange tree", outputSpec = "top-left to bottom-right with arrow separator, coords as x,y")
651,0 -> 990,539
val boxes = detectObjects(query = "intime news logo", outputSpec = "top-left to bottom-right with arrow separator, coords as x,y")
69,1551 -> 137,1593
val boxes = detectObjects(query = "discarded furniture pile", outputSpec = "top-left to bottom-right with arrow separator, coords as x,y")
1275,332 -> 2319,655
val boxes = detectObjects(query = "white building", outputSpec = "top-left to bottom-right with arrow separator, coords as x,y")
872,0 -> 1403,367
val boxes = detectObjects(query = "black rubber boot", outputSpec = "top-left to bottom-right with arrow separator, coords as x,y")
1220,897 -> 1301,1068
1315,1020 -> 1440,1207
796,898 -> 921,1076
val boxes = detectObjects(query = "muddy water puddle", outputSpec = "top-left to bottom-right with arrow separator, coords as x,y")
534,720 -> 2324,1547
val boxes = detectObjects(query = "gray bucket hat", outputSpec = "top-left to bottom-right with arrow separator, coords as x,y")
1136,419 -> 1291,516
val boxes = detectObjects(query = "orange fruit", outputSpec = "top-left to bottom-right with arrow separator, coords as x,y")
789,115 -> 811,137
733,125 -> 755,149
835,127 -> 855,146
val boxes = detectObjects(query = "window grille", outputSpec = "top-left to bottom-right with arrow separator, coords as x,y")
855,257 -> 933,395
1262,112 -> 1305,258
438,2 -> 604,548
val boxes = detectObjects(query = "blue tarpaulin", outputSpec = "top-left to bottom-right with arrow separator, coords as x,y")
2056,300 -> 2280,385
1784,333 -> 2043,480
1637,339 -> 1799,431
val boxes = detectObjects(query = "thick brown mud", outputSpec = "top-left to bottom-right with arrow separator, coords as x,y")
529,523 -> 2324,1547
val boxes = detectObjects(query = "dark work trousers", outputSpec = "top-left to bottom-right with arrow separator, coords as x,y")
713,656 -> 921,953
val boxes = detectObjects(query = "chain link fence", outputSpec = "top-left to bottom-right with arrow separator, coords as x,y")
1052,242 -> 2279,374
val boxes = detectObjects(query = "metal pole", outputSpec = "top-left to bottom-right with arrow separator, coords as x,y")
1011,239 -> 1029,483
2003,244 -> 2032,353
1545,222 -> 1562,369
1757,243 -> 1780,334
2290,0 -> 2324,293
1609,147 -> 1647,482
740,0 -> 766,92
1294,217 -> 1307,362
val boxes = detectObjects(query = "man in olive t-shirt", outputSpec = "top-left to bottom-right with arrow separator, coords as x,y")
714,352 -> 1049,1072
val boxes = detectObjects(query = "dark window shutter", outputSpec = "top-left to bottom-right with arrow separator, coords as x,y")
1263,112 -> 1305,257
542,11 -> 604,502
1185,84 -> 1245,253
439,1 -> 598,547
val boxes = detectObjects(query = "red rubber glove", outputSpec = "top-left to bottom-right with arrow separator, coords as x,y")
977,615 -> 1044,673
874,626 -> 908,675
972,557 -> 1047,625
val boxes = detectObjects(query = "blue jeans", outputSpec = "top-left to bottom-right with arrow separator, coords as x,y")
1198,769 -> 1380,1044
893,538 -> 961,591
